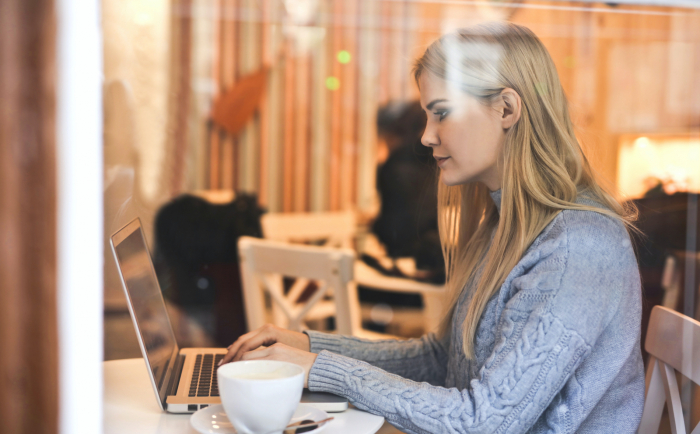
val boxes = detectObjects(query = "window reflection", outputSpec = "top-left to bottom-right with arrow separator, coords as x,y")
103,0 -> 700,421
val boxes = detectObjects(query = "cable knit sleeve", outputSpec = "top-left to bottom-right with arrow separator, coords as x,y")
304,330 -> 450,386
307,211 -> 641,434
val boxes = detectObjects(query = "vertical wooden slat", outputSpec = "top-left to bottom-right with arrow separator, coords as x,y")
209,0 -> 223,189
283,42 -> 296,212
329,0 -> 343,211
220,0 -> 237,190
356,0 -> 380,213
266,8 -> 285,212
388,0 -> 405,101
405,0 -> 421,101
169,0 -> 193,196
238,0 -> 261,193
378,0 -> 391,104
310,0 -> 331,212
258,0 -> 271,206
209,128 -> 221,189
293,54 -> 311,211
0,0 -> 58,433
339,0 -> 359,210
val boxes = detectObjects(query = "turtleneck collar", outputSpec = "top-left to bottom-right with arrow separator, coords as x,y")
489,189 -> 502,214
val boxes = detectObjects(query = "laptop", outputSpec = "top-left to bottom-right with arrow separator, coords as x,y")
110,217 -> 348,413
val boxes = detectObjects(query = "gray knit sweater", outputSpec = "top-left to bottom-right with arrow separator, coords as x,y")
305,190 -> 645,433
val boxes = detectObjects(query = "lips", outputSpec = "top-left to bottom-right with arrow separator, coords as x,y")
434,156 -> 450,167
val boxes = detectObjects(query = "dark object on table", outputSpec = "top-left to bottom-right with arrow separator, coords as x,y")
154,192 -> 265,346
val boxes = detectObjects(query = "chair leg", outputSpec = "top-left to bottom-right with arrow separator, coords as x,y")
639,358 -> 666,434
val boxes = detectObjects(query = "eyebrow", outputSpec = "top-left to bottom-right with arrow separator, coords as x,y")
426,99 -> 448,110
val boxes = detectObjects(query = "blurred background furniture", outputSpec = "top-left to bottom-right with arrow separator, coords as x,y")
261,211 -> 447,336
633,193 -> 700,364
262,210 -> 357,248
238,236 -> 391,339
639,306 -> 700,434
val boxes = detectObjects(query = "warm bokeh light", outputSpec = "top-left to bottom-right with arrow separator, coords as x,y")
634,137 -> 650,149
618,135 -> 700,198
337,50 -> 351,64
325,76 -> 340,91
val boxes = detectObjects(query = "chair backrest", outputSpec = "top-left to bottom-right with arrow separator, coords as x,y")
261,211 -> 357,248
639,305 -> 700,434
237,236 -> 361,335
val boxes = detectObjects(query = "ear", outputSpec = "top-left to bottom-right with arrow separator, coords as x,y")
497,88 -> 521,130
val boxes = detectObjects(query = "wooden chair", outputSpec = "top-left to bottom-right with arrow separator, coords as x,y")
261,211 -> 357,249
238,236 -> 386,337
639,305 -> 700,434
261,211 -> 446,333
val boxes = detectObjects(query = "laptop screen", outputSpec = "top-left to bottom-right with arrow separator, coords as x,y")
112,221 -> 178,393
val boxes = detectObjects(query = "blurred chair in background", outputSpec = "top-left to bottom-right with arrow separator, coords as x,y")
633,193 -> 700,363
260,211 -> 446,336
262,211 -> 357,248
238,236 -> 390,340
638,305 -> 700,434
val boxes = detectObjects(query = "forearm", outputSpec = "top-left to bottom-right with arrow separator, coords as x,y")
308,312 -> 591,434
304,330 -> 447,385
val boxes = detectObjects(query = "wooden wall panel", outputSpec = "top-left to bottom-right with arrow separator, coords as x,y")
309,0 -> 332,212
0,0 -> 58,433
339,0 -> 360,211
220,0 -> 238,191
197,1 -> 700,211
167,0 -> 193,195
266,13 -> 285,212
357,0 -> 382,211
329,0 -> 344,211
283,46 -> 296,212
293,54 -> 312,211
258,0 -> 272,206
238,0 -> 261,193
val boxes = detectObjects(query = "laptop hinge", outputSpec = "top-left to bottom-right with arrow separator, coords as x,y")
166,354 -> 186,397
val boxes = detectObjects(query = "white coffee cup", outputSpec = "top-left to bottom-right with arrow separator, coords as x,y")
217,360 -> 304,434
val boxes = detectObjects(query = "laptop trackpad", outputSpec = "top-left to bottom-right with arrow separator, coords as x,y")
300,389 -> 348,413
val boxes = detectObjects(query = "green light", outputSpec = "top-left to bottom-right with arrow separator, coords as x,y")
337,50 -> 351,64
325,76 -> 340,91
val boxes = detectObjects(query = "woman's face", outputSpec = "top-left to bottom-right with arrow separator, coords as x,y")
419,73 -> 506,190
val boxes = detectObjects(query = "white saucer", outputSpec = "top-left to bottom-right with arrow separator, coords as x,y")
190,403 -> 330,434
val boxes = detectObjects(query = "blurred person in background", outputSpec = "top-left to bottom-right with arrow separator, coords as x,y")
369,100 -> 444,283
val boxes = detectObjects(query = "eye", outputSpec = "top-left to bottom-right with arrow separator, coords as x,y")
433,110 -> 449,121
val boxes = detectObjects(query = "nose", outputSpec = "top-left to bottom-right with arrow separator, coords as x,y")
421,123 -> 439,148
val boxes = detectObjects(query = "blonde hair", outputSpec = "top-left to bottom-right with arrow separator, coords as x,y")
414,22 -> 637,359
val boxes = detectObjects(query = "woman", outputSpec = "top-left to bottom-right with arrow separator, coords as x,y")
220,22 -> 645,433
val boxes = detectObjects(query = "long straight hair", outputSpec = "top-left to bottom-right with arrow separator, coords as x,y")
414,22 -> 637,359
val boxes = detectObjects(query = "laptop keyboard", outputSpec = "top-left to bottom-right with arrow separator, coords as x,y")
188,354 -> 225,397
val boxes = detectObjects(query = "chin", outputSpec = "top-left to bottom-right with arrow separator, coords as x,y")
440,171 -> 470,187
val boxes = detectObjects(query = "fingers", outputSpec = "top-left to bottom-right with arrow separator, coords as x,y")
239,343 -> 285,362
219,324 -> 279,366
220,330 -> 255,366
240,346 -> 271,361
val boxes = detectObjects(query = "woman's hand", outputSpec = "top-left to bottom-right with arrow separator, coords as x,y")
240,343 -> 318,387
219,324 -> 311,365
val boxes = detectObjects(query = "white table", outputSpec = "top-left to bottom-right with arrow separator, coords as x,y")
104,359 -> 385,434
